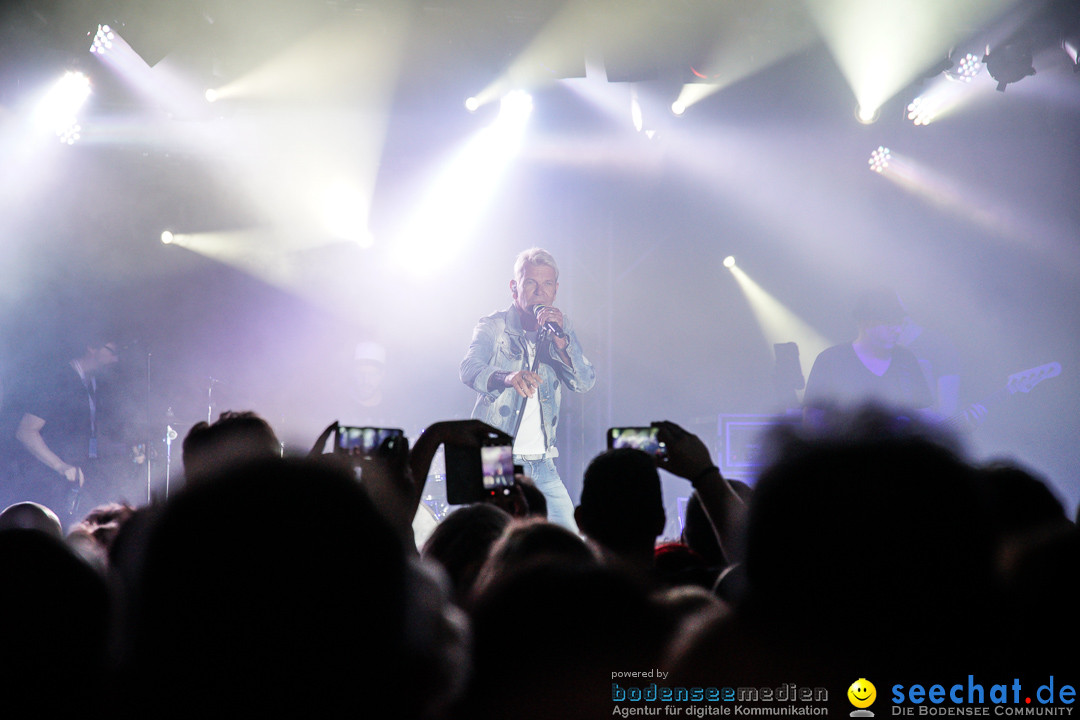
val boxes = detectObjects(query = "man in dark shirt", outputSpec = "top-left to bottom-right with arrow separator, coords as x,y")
14,339 -> 120,519
803,289 -> 933,427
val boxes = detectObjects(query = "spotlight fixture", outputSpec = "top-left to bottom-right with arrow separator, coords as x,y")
946,52 -> 983,82
57,124 -> 82,145
36,71 -> 91,138
90,24 -> 115,54
160,231 -> 174,244
855,105 -> 879,125
205,88 -> 219,103
983,41 -> 1035,92
464,96 -> 480,112
868,146 -> 891,173
906,97 -> 933,126
670,100 -> 686,116
723,255 -> 736,269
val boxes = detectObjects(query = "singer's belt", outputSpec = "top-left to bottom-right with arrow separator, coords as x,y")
514,453 -> 547,461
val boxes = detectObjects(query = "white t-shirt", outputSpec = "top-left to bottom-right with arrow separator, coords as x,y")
512,339 -> 545,456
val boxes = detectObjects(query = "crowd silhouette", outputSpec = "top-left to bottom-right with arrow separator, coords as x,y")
1,404 -> 1075,716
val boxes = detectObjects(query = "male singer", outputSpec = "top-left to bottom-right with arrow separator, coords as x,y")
460,248 -> 595,531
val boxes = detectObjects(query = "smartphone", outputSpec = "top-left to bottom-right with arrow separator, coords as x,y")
446,434 -> 513,505
607,426 -> 666,458
334,426 -> 404,458
481,444 -> 515,491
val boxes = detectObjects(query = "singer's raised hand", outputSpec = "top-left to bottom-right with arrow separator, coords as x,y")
532,304 -> 569,353
534,304 -> 564,332
504,369 -> 543,397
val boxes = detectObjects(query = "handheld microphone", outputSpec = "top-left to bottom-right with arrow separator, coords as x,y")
531,304 -> 566,338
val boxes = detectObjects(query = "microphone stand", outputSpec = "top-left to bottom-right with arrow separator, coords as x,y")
164,424 -> 178,499
144,347 -> 152,504
207,376 -> 224,424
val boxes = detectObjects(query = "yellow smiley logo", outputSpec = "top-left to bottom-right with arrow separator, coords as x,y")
848,679 -> 877,709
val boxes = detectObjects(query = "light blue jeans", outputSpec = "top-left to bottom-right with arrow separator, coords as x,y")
515,455 -> 579,534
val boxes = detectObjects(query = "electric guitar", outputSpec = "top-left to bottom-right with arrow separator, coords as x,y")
943,362 -> 1061,432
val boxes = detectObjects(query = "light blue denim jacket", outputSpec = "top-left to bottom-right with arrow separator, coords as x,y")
460,304 -> 596,455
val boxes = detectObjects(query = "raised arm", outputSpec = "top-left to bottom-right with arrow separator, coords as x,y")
541,316 -> 595,393
653,420 -> 747,566
409,419 -> 514,497
309,421 -> 418,549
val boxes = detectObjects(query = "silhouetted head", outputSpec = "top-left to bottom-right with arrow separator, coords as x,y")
0,529 -> 110,705
466,561 -> 669,720
126,457 -> 414,714
472,518 -> 597,599
181,410 -> 280,484
576,447 -> 665,556
744,406 -> 995,674
516,476 -> 548,518
0,501 -> 63,539
421,503 -> 513,603
976,460 -> 1069,539
1003,524 -> 1079,672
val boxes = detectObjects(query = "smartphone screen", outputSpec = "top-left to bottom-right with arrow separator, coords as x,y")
607,426 -> 665,457
481,445 -> 514,490
335,427 -> 403,457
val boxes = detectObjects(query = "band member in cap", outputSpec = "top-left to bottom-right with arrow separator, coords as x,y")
803,288 -> 933,427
